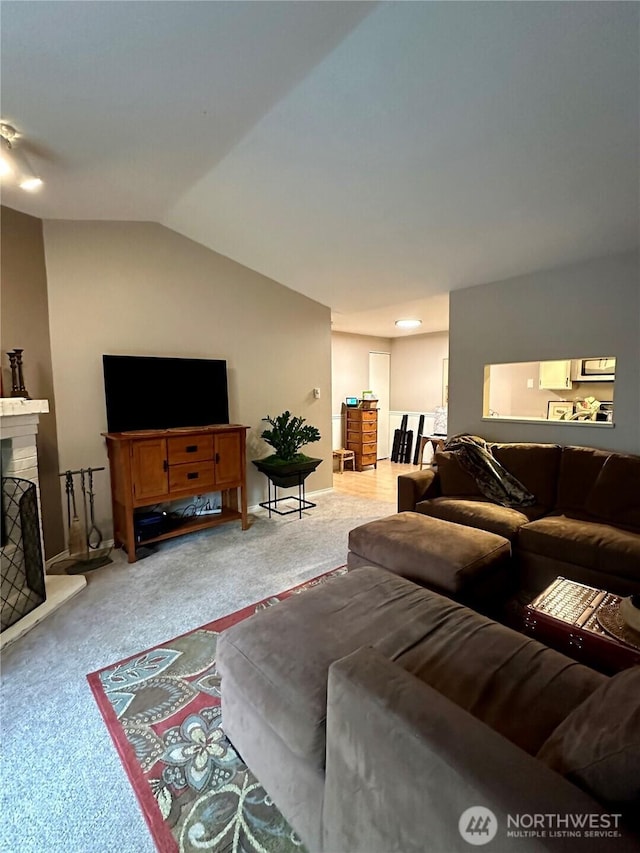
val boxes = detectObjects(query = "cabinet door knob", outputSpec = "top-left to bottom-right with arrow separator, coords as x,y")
163,459 -> 168,472
215,453 -> 220,463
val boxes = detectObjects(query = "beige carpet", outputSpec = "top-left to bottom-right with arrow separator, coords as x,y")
1,490 -> 394,853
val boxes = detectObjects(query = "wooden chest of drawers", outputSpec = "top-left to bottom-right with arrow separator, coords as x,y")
346,408 -> 378,471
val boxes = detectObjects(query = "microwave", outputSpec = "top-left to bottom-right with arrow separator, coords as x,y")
573,357 -> 616,382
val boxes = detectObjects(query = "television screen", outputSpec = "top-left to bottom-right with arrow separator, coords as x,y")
103,355 -> 229,433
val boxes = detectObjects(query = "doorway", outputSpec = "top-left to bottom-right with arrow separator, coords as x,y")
369,351 -> 390,459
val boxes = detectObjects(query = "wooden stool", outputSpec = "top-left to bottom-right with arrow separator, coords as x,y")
333,448 -> 355,473
419,436 -> 446,469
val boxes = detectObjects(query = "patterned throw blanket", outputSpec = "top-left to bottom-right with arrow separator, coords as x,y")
443,434 -> 536,507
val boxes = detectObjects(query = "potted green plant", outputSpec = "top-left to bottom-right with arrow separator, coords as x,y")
253,411 -> 322,488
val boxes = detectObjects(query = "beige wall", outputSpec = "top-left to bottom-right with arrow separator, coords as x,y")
331,332 -> 391,414
449,252 -> 640,453
389,332 -> 449,412
331,330 -> 450,414
43,220 -> 332,539
331,330 -> 450,455
1,206 -> 64,557
488,361 -> 543,418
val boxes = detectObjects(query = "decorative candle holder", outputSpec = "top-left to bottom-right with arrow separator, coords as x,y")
7,351 -> 20,396
7,349 -> 30,398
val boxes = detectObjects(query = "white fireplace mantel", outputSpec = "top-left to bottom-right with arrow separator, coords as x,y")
0,397 -> 85,650
1,398 -> 50,488
0,397 -> 50,418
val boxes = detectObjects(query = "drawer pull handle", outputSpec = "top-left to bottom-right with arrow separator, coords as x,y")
215,453 -> 220,463
163,459 -> 168,472
185,445 -> 198,453
187,472 -> 199,480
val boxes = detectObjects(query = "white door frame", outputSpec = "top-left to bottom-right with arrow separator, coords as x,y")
369,351 -> 390,460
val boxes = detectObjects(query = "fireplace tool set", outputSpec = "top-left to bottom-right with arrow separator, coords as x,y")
55,467 -> 112,574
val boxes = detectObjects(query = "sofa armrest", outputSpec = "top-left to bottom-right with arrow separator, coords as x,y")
397,467 -> 440,512
324,647 -> 632,853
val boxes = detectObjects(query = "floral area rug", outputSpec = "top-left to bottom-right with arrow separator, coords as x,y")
88,567 -> 347,853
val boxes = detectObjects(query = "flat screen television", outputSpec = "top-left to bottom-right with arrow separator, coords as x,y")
103,355 -> 229,433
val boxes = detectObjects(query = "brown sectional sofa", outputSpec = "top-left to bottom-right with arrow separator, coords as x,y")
398,443 -> 640,598
218,566 -> 640,852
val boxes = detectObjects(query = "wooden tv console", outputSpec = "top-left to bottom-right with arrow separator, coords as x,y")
103,424 -> 249,563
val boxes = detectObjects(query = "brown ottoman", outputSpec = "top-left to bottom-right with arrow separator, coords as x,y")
348,511 -> 512,609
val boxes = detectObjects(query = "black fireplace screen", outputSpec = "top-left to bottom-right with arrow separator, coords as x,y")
1,477 -> 46,632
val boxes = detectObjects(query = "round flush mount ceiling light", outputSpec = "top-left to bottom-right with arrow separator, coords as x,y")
0,123 -> 43,192
395,319 -> 422,329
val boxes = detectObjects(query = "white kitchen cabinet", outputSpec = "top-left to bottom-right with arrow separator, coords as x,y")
539,360 -> 573,390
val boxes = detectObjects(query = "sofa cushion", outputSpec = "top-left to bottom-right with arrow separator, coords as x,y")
416,496 -> 547,541
217,567 -> 479,769
537,667 -> 640,814
217,568 -> 605,771
556,446 -> 610,513
584,453 -> 640,531
518,513 -> 640,579
434,451 -> 481,496
492,443 -> 561,509
393,602 -> 605,756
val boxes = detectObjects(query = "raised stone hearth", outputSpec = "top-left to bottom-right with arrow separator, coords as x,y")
1,398 -> 85,650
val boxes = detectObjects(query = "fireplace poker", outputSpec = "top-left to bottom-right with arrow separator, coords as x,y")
64,470 -> 72,529
67,471 -> 85,558
80,468 -> 91,558
86,467 -> 103,549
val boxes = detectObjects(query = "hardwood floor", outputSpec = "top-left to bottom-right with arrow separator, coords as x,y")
332,457 -> 422,504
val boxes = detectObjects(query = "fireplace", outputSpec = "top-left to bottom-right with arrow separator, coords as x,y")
1,477 -> 46,631
0,397 -> 86,648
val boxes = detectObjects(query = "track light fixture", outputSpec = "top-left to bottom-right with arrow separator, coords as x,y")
0,123 -> 43,192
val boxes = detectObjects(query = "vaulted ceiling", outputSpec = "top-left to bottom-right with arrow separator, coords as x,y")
2,1 -> 638,336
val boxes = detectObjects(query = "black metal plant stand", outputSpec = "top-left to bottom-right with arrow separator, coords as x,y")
259,473 -> 316,519
253,456 -> 322,519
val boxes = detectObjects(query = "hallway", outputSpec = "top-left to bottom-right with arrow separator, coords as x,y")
332,457 -> 422,505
